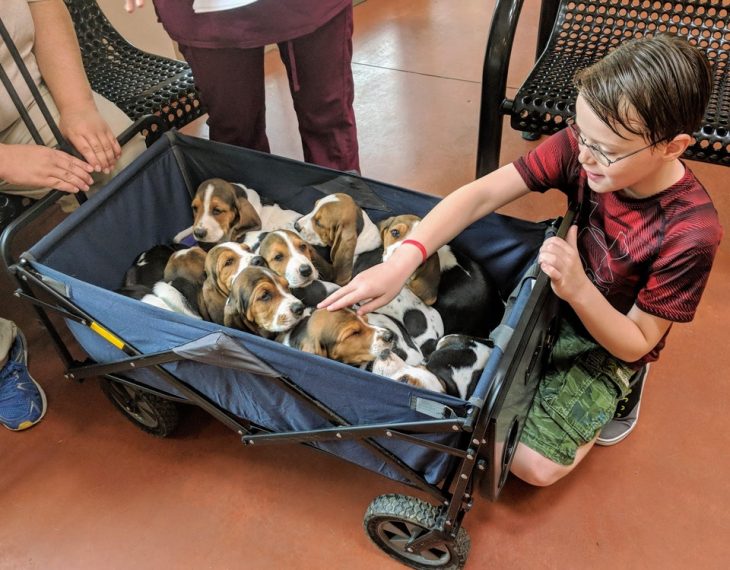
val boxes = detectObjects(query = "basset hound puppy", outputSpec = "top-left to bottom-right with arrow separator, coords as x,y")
426,334 -> 493,399
379,214 -> 505,338
182,178 -> 301,246
255,229 -> 334,288
224,266 -> 306,338
278,308 -> 395,367
122,243 -> 188,290
200,242 -> 265,324
294,193 -> 382,286
366,312 -> 427,366
364,351 -> 445,393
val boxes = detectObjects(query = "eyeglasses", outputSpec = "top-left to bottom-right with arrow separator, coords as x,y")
566,117 -> 656,167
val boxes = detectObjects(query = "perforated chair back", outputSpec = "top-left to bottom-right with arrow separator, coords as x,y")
478,0 -> 730,175
64,0 -> 204,138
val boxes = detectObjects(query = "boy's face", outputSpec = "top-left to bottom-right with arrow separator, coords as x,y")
573,96 -> 673,198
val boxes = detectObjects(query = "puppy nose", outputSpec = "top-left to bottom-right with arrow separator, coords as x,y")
293,219 -> 301,232
299,264 -> 312,277
382,329 -> 395,343
193,227 -> 207,239
292,302 -> 305,316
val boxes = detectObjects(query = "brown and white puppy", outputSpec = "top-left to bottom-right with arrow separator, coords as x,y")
294,193 -> 381,285
255,229 -> 334,288
224,266 -> 306,338
278,308 -> 395,367
379,214 -> 441,305
200,242 -> 264,324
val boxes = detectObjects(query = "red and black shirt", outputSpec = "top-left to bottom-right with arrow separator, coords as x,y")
514,129 -> 722,364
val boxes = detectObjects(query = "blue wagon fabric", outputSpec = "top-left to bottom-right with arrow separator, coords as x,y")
27,132 -> 548,486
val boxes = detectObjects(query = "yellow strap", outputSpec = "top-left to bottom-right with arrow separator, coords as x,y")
90,321 -> 125,351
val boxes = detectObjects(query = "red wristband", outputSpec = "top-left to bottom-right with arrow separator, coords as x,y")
402,239 -> 428,264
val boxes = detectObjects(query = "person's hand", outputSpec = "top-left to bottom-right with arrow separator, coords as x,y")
58,107 -> 122,174
318,259 -> 414,315
538,225 -> 591,303
124,0 -> 146,13
0,144 -> 94,193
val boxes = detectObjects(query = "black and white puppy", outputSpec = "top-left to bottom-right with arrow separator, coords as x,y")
426,334 -> 493,399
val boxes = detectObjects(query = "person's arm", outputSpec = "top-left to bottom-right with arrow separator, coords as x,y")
538,225 -> 672,361
30,0 -> 121,173
319,163 -> 532,314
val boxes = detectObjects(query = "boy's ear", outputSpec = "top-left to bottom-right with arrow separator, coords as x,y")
662,133 -> 692,160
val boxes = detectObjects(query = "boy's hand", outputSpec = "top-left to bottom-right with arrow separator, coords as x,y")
538,225 -> 591,303
59,107 -> 122,175
0,144 -> 94,193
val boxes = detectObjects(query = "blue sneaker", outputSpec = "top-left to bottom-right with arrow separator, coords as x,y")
0,329 -> 47,431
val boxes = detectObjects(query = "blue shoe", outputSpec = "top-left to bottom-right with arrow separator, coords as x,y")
0,329 -> 47,431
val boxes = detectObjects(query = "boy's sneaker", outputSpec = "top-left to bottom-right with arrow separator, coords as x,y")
596,364 -> 649,447
0,329 -> 47,431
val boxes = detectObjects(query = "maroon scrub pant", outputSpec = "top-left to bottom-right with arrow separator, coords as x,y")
178,6 -> 359,172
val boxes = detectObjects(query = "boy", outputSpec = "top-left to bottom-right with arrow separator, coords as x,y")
319,34 -> 722,486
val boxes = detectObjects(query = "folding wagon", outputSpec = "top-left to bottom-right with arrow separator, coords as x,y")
1,131 -> 573,569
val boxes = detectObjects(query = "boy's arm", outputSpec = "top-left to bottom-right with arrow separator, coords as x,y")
540,225 -> 672,362
320,164 -> 532,313
29,0 -> 121,172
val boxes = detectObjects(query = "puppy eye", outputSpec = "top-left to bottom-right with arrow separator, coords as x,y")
390,229 -> 401,238
192,205 -> 199,213
224,258 -> 234,266
347,330 -> 361,338
259,291 -> 271,301
299,244 -> 307,252
273,253 -> 284,262
314,219 -> 323,228
212,208 -> 223,216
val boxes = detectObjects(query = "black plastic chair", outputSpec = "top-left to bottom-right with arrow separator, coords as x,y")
477,0 -> 730,176
64,0 -> 205,144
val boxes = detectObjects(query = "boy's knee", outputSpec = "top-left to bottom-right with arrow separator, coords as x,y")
511,443 -> 575,487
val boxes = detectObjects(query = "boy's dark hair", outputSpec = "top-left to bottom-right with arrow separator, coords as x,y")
574,34 -> 712,145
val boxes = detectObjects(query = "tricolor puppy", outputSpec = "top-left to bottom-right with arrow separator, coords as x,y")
380,214 -> 504,338
294,193 -> 381,286
187,178 -> 301,246
426,334 -> 493,399
200,242 -> 265,324
364,352 -> 445,393
224,266 -> 306,338
380,215 -> 441,305
123,243 -> 187,289
366,312 -> 426,366
255,229 -> 334,288
278,308 -> 395,367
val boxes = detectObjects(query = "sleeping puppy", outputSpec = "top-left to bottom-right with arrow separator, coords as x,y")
224,266 -> 306,338
184,178 -> 301,246
200,242 -> 265,324
294,193 -> 382,285
364,352 -> 445,393
255,229 -> 334,288
278,308 -> 395,367
366,312 -> 426,366
380,214 -> 504,338
426,334 -> 493,399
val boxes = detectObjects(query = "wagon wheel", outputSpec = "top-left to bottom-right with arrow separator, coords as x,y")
364,494 -> 470,570
100,379 -> 180,437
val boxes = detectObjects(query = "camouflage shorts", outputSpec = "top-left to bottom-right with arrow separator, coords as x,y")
520,319 -> 634,465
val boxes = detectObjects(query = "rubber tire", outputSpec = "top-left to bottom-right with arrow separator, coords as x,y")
364,494 -> 470,569
100,379 -> 180,437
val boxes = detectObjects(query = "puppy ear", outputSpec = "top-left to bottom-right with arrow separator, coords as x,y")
299,337 -> 327,358
307,244 -> 334,282
230,197 -> 262,241
408,256 -> 441,305
331,225 -> 357,285
223,293 -> 244,330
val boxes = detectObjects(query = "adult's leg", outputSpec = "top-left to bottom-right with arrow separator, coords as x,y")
178,44 -> 270,152
279,6 -> 359,171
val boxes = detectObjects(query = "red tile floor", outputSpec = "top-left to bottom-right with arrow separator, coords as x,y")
2,1 -> 729,568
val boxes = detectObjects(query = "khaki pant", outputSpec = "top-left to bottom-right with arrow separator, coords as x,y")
0,83 -> 146,211
0,317 -> 17,365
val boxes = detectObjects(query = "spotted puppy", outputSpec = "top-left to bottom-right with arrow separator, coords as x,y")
278,308 -> 395,367
364,352 -> 445,393
295,193 -> 382,285
183,178 -> 301,246
380,214 -> 504,338
224,266 -> 306,338
426,334 -> 493,399
122,243 -> 188,289
200,242 -> 264,324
